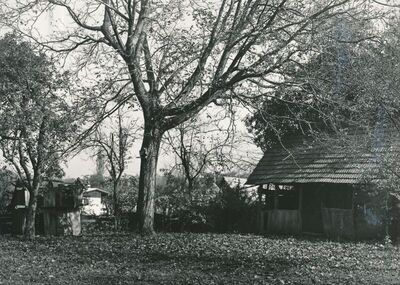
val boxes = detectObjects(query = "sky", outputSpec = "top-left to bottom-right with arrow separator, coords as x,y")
62,108 -> 263,179
64,137 -> 144,178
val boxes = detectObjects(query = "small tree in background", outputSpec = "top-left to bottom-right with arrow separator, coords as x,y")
163,107 -> 236,202
84,108 -> 139,230
96,174 -> 139,231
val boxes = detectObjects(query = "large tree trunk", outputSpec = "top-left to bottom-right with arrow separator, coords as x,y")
24,183 -> 40,240
137,123 -> 163,235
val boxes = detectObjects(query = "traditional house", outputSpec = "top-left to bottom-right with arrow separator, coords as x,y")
246,134 -> 400,240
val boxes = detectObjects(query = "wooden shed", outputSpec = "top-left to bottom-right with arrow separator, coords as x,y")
246,135 -> 400,240
41,180 -> 85,236
10,179 -> 85,236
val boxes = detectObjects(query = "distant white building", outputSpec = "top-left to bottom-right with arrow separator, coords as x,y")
82,187 -> 110,216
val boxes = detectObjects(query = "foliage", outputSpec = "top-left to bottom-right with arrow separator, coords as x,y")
103,175 -> 139,214
0,168 -> 16,214
349,19 -> 400,236
0,233 -> 399,284
161,108 -> 242,232
356,147 -> 400,240
83,174 -> 106,189
154,173 -> 257,233
0,33 -> 78,180
0,33 -> 80,238
245,23 -> 381,150
0,34 -> 78,178
209,178 -> 257,233
157,173 -> 217,211
155,172 -> 218,231
245,14 -> 400,151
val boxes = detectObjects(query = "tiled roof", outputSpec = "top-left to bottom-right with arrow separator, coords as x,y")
246,133 -> 397,185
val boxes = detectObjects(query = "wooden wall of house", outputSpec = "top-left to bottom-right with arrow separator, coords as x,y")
264,186 -> 302,234
321,208 -> 354,239
266,210 -> 301,234
260,182 -> 399,240
319,185 -> 355,239
263,184 -> 358,238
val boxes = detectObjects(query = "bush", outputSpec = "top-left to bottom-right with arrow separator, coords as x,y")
155,174 -> 258,233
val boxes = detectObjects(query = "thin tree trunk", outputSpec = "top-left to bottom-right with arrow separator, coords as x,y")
179,178 -> 194,232
24,183 -> 39,240
113,181 -> 121,231
137,124 -> 163,235
188,178 -> 194,205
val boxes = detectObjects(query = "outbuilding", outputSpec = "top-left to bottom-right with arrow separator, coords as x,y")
82,187 -> 110,216
10,179 -> 85,236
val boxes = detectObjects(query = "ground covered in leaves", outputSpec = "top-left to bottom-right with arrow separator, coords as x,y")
0,233 -> 399,284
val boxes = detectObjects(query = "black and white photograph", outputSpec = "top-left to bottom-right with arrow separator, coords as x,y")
0,0 -> 399,284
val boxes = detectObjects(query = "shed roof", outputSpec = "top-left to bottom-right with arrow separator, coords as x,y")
246,131 -> 398,185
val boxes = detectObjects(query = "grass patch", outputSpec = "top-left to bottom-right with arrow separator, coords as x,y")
0,233 -> 399,284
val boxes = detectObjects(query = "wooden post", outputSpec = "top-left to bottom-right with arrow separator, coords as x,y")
257,185 -> 264,234
351,187 -> 356,240
273,184 -> 279,210
298,186 -> 303,232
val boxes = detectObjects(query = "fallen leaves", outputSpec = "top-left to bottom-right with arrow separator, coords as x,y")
0,233 -> 398,284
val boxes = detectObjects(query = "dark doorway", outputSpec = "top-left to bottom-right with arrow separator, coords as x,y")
302,187 -> 323,233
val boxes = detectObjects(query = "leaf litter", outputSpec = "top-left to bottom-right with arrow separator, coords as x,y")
0,233 -> 398,284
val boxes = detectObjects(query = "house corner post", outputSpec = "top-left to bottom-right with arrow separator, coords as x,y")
298,186 -> 303,233
351,187 -> 356,240
257,185 -> 264,234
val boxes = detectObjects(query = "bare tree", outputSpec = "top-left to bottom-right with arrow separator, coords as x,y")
4,0 -> 373,234
164,107 -> 236,203
84,108 -> 138,230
